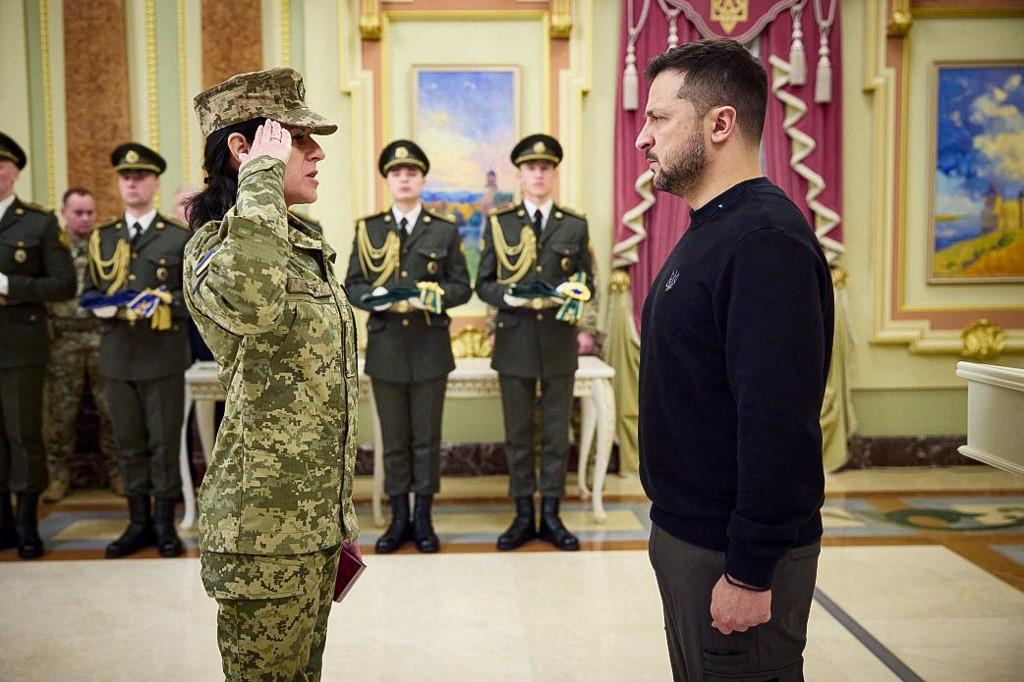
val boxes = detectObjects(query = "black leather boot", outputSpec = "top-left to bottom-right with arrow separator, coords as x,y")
539,496 -> 579,551
106,495 -> 156,558
0,493 -> 17,551
15,493 -> 44,559
375,494 -> 412,554
413,494 -> 440,553
154,498 -> 183,558
497,496 -> 537,551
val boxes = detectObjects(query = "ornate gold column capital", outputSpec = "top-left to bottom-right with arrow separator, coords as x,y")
887,0 -> 912,37
360,0 -> 381,40
550,0 -> 573,39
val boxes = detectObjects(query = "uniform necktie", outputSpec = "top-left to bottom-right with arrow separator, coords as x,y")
532,209 -> 543,241
130,222 -> 143,250
399,217 -> 409,248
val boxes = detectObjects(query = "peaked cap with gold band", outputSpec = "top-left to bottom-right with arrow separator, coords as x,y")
111,142 -> 166,175
510,133 -> 562,167
0,131 -> 27,170
192,66 -> 337,139
378,139 -> 429,176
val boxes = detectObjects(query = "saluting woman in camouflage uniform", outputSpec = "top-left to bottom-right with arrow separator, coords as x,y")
183,68 -> 360,681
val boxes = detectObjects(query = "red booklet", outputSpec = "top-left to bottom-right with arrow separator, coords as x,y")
333,541 -> 366,603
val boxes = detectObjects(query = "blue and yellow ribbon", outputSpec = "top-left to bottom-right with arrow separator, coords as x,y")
417,281 -> 446,315
556,273 -> 591,324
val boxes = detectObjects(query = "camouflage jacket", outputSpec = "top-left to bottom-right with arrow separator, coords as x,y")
183,156 -> 359,555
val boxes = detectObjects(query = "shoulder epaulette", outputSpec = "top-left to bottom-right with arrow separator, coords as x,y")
556,205 -> 587,220
21,201 -> 55,215
494,204 -> 518,215
95,216 -> 120,229
425,209 -> 455,224
357,209 -> 390,224
163,215 -> 190,231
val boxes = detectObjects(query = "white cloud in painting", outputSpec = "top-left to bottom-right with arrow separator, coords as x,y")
970,75 -> 1024,183
973,129 -> 1024,183
935,172 -> 983,216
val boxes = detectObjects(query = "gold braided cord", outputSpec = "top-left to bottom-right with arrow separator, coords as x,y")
356,220 -> 400,287
88,230 -> 130,294
491,215 -> 536,285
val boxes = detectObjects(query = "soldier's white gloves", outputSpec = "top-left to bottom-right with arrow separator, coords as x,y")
92,305 -> 117,318
371,286 -> 391,312
503,293 -> 528,308
0,272 -> 8,295
408,295 -> 425,310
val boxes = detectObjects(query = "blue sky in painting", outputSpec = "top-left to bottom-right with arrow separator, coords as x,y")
416,70 -> 518,192
935,66 -> 1024,215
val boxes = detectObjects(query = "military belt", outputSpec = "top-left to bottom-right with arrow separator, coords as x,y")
525,298 -> 562,310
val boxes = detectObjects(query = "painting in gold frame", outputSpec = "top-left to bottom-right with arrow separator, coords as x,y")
411,65 -> 522,284
929,61 -> 1024,283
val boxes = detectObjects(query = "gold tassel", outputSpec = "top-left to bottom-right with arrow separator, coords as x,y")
151,303 -> 172,331
814,51 -> 832,103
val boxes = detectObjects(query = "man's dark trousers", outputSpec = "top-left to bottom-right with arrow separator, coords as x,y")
648,523 -> 820,682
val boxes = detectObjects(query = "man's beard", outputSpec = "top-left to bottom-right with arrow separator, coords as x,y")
652,126 -> 706,198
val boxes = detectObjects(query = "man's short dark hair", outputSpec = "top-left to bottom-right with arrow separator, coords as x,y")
644,38 -> 768,144
62,186 -> 92,205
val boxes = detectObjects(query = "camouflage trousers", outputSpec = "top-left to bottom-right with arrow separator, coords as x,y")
200,545 -> 341,681
43,328 -> 118,484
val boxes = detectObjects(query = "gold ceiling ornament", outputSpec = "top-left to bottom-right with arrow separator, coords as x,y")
451,325 -> 492,359
711,0 -> 749,35
550,0 -> 573,39
887,0 -> 912,37
961,319 -> 1005,361
609,268 -> 632,293
360,0 -> 381,40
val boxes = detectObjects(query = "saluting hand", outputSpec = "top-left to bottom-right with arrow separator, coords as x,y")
239,120 -> 292,171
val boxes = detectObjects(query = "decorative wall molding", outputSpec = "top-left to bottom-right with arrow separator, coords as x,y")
865,0 -> 1024,357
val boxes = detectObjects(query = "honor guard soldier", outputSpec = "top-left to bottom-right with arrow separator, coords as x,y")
345,140 -> 471,554
0,132 -> 76,559
83,143 -> 192,558
475,134 -> 595,552
43,188 -> 122,502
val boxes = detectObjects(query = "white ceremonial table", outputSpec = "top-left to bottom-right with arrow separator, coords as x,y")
180,355 -> 615,530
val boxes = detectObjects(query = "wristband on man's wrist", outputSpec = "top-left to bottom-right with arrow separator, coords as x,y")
724,573 -> 770,592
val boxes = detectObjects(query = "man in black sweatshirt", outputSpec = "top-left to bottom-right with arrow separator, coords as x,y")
635,39 -> 833,681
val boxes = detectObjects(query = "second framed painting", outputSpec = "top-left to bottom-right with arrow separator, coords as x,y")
412,66 -> 522,301
930,61 -> 1024,283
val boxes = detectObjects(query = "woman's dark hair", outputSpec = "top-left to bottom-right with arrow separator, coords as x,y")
186,117 -> 267,230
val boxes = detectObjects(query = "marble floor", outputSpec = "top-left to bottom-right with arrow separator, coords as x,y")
1,467 -> 1023,680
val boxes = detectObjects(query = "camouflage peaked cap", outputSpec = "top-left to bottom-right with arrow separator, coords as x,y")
193,67 -> 338,139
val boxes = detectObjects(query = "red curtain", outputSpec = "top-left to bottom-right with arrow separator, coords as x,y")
612,4 -> 695,328
612,2 -> 843,330
761,5 -> 844,250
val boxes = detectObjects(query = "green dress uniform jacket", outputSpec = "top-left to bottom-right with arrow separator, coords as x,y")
82,212 -> 192,381
184,156 -> 360,555
475,202 -> 594,378
344,209 -> 471,383
0,198 -> 76,367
